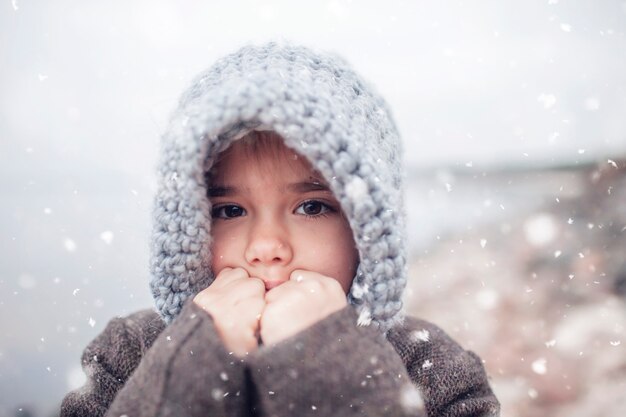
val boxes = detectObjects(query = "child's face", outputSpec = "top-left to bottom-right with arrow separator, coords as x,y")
208,137 -> 358,292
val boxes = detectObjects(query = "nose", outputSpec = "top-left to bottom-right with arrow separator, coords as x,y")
244,216 -> 293,267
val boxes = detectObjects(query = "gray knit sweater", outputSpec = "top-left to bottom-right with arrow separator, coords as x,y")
60,299 -> 499,417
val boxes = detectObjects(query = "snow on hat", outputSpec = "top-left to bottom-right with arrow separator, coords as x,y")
149,40 -> 407,331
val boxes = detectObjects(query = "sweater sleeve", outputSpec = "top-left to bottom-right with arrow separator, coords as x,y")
246,305 -> 429,417
60,299 -> 250,417
387,317 -> 501,417
247,307 -> 500,417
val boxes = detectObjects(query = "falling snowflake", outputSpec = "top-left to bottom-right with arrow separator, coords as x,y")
476,289 -> 499,310
100,231 -> 114,245
345,177 -> 368,201
64,238 -> 77,252
211,388 -> 224,401
524,213 -> 557,246
545,339 -> 556,347
560,23 -> 572,32
351,282 -> 369,299
532,357 -> 547,375
88,318 -> 96,328
548,131 -> 560,143
400,383 -> 425,413
411,329 -> 430,343
357,309 -> 372,326
66,366 -> 87,390
422,360 -> 433,370
537,93 -> 556,109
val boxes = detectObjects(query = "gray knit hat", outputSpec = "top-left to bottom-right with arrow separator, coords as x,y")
149,40 -> 407,332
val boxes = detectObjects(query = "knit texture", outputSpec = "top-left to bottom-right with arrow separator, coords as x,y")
60,301 -> 501,417
149,40 -> 407,331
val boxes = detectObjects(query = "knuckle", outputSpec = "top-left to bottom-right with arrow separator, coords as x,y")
248,277 -> 266,291
232,267 -> 248,277
325,278 -> 343,292
304,279 -> 323,291
215,267 -> 232,279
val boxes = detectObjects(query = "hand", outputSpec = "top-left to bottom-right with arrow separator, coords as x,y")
193,267 -> 266,357
260,270 -> 348,347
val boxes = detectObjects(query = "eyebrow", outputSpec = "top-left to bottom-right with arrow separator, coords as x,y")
286,180 -> 331,193
207,180 -> 331,198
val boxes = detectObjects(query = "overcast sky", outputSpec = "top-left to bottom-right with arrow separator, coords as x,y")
2,0 -> 626,178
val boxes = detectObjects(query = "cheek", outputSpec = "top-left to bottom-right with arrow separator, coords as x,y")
297,220 -> 358,292
333,229 -> 359,292
209,227 -> 241,272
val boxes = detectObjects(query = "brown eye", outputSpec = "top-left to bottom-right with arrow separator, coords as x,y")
296,200 -> 332,217
303,201 -> 322,215
212,205 -> 246,219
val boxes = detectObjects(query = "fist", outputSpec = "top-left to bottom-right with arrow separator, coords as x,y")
260,270 -> 348,347
193,267 -> 266,357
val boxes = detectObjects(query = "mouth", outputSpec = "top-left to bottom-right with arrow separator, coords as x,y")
246,268 -> 292,290
263,279 -> 287,291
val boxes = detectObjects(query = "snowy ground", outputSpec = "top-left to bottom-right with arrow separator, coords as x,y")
405,159 -> 626,417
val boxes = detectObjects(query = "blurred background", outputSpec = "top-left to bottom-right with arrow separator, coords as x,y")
1,1 -> 625,416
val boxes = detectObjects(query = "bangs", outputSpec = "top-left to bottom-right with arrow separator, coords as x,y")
236,130 -> 294,163
205,130 -> 312,187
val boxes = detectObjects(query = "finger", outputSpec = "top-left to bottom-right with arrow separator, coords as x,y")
237,296 -> 266,323
290,270 -> 342,293
229,276 -> 266,299
289,269 -> 329,283
212,267 -> 249,289
291,270 -> 344,299
264,280 -> 299,304
288,270 -> 328,294
289,269 -> 312,283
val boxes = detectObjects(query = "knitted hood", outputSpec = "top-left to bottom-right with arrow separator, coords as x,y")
149,41 -> 407,331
